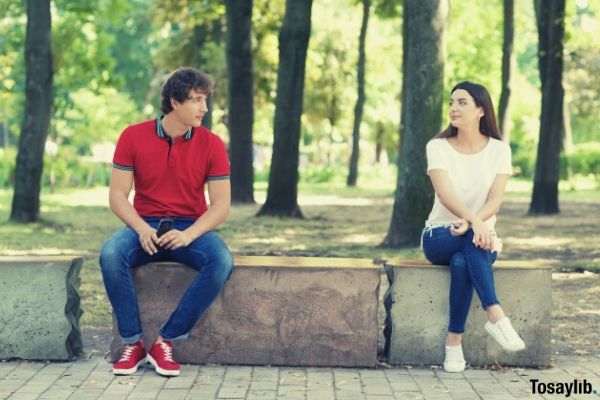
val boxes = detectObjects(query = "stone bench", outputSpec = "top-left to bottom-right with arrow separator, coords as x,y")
0,256 -> 83,361
385,259 -> 552,367
110,256 -> 380,367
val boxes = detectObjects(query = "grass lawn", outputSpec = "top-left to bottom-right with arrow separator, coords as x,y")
1,179 -> 599,329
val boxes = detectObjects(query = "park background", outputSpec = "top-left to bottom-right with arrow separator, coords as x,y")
0,0 -> 599,358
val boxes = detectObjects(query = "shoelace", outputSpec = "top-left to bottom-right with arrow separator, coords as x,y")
159,342 -> 174,362
119,344 -> 137,362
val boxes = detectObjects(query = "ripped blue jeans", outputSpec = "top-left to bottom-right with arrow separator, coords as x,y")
100,217 -> 234,344
422,225 -> 499,334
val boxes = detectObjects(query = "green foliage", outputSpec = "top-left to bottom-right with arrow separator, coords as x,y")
565,0 -> 600,144
1,0 -> 599,196
562,143 -> 600,183
52,87 -> 140,155
43,148 -> 111,188
0,2 -> 26,141
300,165 -> 338,183
445,0 -> 503,97
0,148 -> 16,188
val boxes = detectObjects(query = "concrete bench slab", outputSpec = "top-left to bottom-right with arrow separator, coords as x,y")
110,256 -> 380,367
0,256 -> 83,360
386,259 -> 551,367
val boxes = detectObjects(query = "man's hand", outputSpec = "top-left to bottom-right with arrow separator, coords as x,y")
157,229 -> 193,250
137,226 -> 159,255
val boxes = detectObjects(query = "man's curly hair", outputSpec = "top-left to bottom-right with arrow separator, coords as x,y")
160,67 -> 214,114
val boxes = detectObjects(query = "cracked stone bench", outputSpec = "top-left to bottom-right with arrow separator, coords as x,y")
110,256 -> 380,367
385,259 -> 552,367
0,256 -> 83,360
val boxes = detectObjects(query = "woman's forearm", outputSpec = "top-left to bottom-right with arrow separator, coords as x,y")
429,171 -> 482,223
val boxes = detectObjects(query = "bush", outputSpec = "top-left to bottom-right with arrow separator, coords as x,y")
564,143 -> 600,182
300,165 -> 338,183
43,148 -> 111,188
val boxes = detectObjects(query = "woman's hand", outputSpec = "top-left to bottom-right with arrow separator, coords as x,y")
471,218 -> 493,250
450,219 -> 469,236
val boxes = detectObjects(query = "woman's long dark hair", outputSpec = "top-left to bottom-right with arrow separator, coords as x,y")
436,81 -> 502,140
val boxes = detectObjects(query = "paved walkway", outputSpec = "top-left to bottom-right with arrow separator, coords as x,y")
1,356 -> 600,400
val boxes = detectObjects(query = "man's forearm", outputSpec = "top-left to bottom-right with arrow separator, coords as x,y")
184,204 -> 229,241
109,193 -> 150,234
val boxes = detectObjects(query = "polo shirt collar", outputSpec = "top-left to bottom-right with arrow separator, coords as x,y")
156,115 -> 193,141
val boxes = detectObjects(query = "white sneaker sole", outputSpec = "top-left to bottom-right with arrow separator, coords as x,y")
146,354 -> 180,377
484,322 -> 526,352
443,362 -> 466,373
113,359 -> 145,375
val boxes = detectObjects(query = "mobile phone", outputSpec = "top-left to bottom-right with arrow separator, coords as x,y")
156,218 -> 174,238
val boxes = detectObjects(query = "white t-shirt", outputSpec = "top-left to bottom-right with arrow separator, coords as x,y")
425,137 -> 512,230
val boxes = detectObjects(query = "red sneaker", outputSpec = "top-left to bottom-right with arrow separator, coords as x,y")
113,341 -> 146,375
147,340 -> 180,377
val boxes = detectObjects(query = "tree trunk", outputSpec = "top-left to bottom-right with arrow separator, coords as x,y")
202,96 -> 213,129
0,122 -> 8,147
257,0 -> 313,218
375,122 -> 383,163
10,0 -> 53,223
529,0 -> 565,215
382,0 -> 447,247
498,0 -> 514,143
346,0 -> 370,187
226,0 -> 255,203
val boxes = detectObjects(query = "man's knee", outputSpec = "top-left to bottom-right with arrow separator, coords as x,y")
100,239 -> 122,275
99,231 -> 133,274
195,231 -> 234,282
213,246 -> 234,284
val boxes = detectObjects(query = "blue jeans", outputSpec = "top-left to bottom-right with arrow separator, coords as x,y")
422,226 -> 499,334
100,217 -> 234,344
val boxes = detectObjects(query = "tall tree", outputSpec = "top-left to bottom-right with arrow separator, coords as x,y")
152,2 -> 226,129
346,0 -> 371,187
383,0 -> 447,247
257,0 -> 313,218
529,0 -> 565,214
10,0 -> 53,222
498,0 -> 514,142
226,0 -> 255,203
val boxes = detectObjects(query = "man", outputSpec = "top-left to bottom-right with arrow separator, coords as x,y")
100,67 -> 233,377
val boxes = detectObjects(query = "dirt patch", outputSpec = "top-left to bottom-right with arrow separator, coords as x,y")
552,271 -> 600,357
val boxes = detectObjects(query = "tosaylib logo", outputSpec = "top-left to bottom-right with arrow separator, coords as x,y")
530,378 -> 595,397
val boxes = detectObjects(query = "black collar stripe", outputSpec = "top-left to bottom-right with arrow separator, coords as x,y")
156,116 -> 193,141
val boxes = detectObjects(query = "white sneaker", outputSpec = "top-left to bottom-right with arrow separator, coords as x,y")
484,317 -> 526,352
443,344 -> 466,373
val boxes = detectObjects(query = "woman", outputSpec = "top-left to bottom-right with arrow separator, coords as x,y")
422,81 -> 525,373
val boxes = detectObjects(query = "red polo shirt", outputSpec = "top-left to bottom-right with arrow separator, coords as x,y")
112,118 -> 230,218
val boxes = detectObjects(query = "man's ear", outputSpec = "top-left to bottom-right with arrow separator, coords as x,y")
170,97 -> 179,110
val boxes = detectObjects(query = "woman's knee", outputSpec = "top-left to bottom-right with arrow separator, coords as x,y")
449,252 -> 467,273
